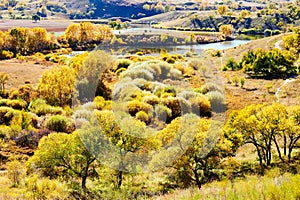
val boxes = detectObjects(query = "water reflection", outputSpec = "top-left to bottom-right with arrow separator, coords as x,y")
97,39 -> 251,56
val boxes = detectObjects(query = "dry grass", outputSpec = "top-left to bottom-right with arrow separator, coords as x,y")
204,33 -> 300,116
153,172 -> 300,200
222,34 -> 286,61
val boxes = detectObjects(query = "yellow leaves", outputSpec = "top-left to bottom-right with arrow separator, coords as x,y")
217,5 -> 227,15
38,66 -> 76,106
64,22 -> 112,49
219,24 -> 233,38
68,51 -> 89,72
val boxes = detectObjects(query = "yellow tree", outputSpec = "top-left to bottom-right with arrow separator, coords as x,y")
224,103 -> 300,168
239,10 -> 250,19
27,131 -> 96,189
65,23 -> 80,48
76,50 -> 115,101
38,66 -> 76,106
0,72 -> 9,95
217,5 -> 227,16
153,116 -> 233,189
29,27 -> 50,52
8,27 -> 30,54
219,24 -> 233,38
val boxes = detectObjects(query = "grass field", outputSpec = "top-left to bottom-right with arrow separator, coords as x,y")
154,170 -> 300,200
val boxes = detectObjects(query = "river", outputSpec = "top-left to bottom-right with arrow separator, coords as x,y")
64,27 -> 256,57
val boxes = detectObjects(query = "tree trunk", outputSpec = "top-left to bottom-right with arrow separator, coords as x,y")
273,137 -> 284,162
117,170 -> 123,189
81,173 -> 87,189
193,168 -> 202,189
283,135 -> 287,156
255,145 -> 263,167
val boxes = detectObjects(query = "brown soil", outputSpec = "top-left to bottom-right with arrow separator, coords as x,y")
0,19 -> 72,32
0,59 -> 54,90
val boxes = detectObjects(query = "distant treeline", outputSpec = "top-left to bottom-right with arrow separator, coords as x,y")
0,22 -> 112,59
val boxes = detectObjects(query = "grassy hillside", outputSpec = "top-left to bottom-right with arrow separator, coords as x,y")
154,170 -> 300,200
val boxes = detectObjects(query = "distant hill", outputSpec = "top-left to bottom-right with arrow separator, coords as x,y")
0,0 -> 293,20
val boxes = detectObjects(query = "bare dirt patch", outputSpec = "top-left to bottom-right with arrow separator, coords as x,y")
0,59 -> 54,89
0,20 -> 72,32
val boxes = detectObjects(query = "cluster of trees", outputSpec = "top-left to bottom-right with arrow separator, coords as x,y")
0,27 -> 56,57
1,44 -> 299,199
240,48 -> 297,77
64,22 -> 112,50
0,50 -> 228,196
225,103 -> 300,168
0,22 -> 112,58
283,27 -> 300,54
224,48 -> 297,78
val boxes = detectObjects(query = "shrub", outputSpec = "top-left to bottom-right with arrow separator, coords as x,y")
240,77 -> 245,88
6,159 -> 25,187
28,99 -> 63,116
190,95 -> 211,117
7,99 -> 27,110
155,104 -> 172,122
232,76 -> 239,86
211,50 -> 222,57
0,99 -> 27,110
10,110 -> 33,133
116,59 -> 132,70
9,84 -> 36,104
45,115 -> 68,132
136,51 -> 144,56
13,129 -> 50,148
160,97 -> 182,121
127,100 -> 153,116
123,68 -> 154,81
143,95 -> 160,106
188,58 -> 202,70
205,91 -> 225,111
0,99 -> 9,106
177,97 -> 192,114
166,57 -> 176,64
0,50 -> 14,60
94,96 -> 106,110
136,111 -> 150,124
25,175 -> 68,200
200,82 -> 223,94
223,58 -> 240,71
0,125 -> 13,139
169,69 -> 182,80
0,106 -> 17,125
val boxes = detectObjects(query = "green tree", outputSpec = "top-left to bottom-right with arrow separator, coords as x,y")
240,48 -> 297,77
93,110 -> 159,188
27,132 -> 96,189
32,14 -> 40,22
